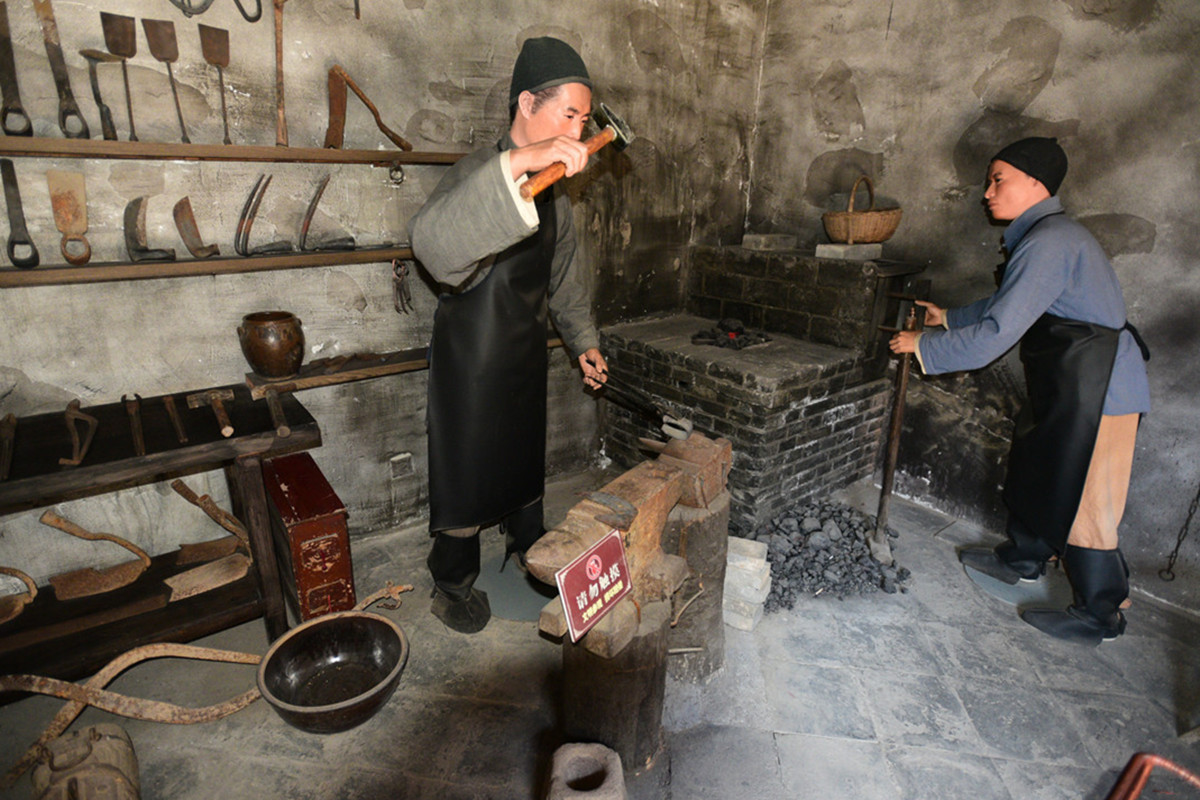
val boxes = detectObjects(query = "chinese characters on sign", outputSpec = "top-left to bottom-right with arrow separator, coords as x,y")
554,529 -> 633,642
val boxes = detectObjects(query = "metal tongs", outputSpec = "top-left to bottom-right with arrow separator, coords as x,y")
593,367 -> 693,441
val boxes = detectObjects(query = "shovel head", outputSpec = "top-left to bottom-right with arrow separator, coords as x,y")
198,23 -> 229,68
165,553 -> 250,601
175,534 -> 241,566
142,19 -> 179,63
50,558 -> 148,601
101,12 -> 136,58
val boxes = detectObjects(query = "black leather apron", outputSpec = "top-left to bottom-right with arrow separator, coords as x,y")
426,182 -> 555,531
1002,313 -> 1119,554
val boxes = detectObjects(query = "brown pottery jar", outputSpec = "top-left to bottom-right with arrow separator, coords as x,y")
239,311 -> 305,379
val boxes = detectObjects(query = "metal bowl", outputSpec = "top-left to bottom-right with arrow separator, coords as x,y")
257,611 -> 408,734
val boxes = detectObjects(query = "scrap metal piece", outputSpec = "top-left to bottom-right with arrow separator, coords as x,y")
234,175 -> 293,256
163,394 -> 188,443
298,174 -> 354,251
1,158 -> 38,268
122,393 -> 145,456
123,197 -> 176,262
172,196 -> 219,258
78,48 -> 120,140
32,0 -> 90,139
59,399 -> 97,466
0,2 -> 32,136
0,412 -> 14,480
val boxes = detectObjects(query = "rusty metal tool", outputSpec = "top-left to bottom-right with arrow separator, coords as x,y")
122,393 -> 145,456
79,48 -> 122,141
123,197 -> 176,262
233,0 -> 262,23
166,553 -> 250,600
187,388 -> 235,438
323,64 -> 412,151
263,388 -> 290,438
172,197 -> 219,258
2,159 -> 38,268
0,565 -> 36,625
142,18 -> 190,144
299,174 -> 354,251
521,102 -> 634,201
273,0 -> 287,146
39,510 -> 152,600
170,478 -> 249,547
0,412 -> 14,480
162,394 -> 188,443
392,259 -> 413,314
59,400 -> 98,466
100,12 -> 137,142
169,0 -> 216,16
0,2 -> 32,136
234,174 -> 292,255
594,368 -> 693,441
31,0 -> 89,139
198,24 -> 232,145
47,169 -> 90,265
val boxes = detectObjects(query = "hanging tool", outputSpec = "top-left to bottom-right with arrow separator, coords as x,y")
58,399 -> 97,466
78,49 -> 121,140
168,0 -> 216,16
323,64 -> 412,151
234,174 -> 292,255
39,510 -> 152,600
46,169 -> 90,265
0,412 -> 14,480
100,12 -> 137,142
0,2 -> 32,136
2,159 -> 38,268
273,0 -> 287,146
170,478 -> 246,566
123,196 -> 176,262
592,367 -> 693,441
871,293 -> 928,566
32,0 -> 89,138
299,174 -> 354,251
392,259 -> 413,314
186,388 -> 235,437
521,102 -> 634,201
198,24 -> 232,145
142,18 -> 190,144
172,197 -> 219,258
162,394 -> 188,443
233,0 -> 262,23
0,565 -> 35,625
122,393 -> 145,456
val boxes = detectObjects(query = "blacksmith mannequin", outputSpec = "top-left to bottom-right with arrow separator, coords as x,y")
409,37 -> 608,633
890,137 -> 1151,645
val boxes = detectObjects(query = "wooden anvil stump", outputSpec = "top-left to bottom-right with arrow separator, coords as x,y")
525,432 -> 732,773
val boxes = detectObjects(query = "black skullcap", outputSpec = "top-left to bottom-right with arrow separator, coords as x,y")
991,137 -> 1069,195
509,37 -> 591,107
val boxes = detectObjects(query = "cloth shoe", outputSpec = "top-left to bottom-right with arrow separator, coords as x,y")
1020,545 -> 1128,646
959,547 -> 1043,584
430,586 -> 491,634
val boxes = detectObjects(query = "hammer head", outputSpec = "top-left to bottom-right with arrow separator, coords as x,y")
187,388 -> 234,408
594,102 -> 634,152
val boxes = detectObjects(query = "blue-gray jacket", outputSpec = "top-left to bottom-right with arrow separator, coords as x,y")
917,197 -> 1150,416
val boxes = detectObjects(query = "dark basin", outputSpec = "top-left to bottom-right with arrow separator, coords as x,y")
257,610 -> 408,734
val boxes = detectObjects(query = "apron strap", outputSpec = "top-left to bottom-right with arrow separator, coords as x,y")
1122,321 -> 1151,362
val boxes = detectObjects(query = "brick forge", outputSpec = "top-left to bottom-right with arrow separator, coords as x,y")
598,246 -> 925,538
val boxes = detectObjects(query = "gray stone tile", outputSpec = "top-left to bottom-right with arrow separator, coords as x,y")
664,627 -> 771,731
951,675 -> 1096,766
666,725 -> 789,800
1053,687 -> 1193,771
761,661 -> 876,739
991,758 -> 1117,800
919,620 -> 1042,682
863,672 -> 983,753
1093,628 -> 1200,712
935,518 -> 1002,548
824,616 -> 946,676
885,746 -> 1016,800
776,733 -> 900,799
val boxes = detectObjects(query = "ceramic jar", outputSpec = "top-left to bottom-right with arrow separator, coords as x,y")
238,311 -> 305,379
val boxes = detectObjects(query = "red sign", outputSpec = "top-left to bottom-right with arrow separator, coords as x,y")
555,529 -> 632,642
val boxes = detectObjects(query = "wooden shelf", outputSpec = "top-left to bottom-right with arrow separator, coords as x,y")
0,246 -> 413,288
0,136 -> 464,167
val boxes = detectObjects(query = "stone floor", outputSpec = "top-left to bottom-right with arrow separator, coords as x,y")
1,472 -> 1198,799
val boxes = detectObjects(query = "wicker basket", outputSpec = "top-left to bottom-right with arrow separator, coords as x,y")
821,175 -> 902,244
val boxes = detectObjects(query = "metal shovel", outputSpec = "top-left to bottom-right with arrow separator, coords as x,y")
100,12 -> 137,141
142,18 -> 189,143
39,510 -> 152,601
198,24 -> 231,144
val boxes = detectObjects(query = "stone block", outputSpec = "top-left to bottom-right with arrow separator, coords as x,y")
722,594 -> 764,631
547,743 -> 626,800
724,569 -> 771,605
815,242 -> 883,260
742,233 -> 798,251
726,536 -> 767,568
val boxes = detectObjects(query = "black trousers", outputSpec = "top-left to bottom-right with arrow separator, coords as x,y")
427,499 -> 543,599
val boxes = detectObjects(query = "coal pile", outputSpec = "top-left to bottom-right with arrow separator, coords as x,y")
751,500 -> 911,612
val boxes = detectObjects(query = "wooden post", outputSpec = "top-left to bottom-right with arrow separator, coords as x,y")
227,454 -> 288,640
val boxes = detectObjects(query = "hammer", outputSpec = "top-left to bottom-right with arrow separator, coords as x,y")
520,102 -> 634,200
187,388 -> 235,438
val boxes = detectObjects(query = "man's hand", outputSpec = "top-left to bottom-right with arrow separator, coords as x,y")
889,331 -> 921,354
915,300 -> 945,327
510,136 -> 590,180
580,348 -> 607,389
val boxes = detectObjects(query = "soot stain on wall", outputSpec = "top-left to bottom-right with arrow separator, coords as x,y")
973,16 -> 1061,114
1078,214 -> 1156,258
811,60 -> 865,141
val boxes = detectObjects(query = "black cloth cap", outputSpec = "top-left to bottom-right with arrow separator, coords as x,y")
991,137 -> 1068,195
509,37 -> 591,107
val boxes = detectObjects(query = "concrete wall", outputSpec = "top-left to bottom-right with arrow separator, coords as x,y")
2,0 -> 1198,612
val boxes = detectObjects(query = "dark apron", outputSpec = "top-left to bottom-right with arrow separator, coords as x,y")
426,182 -> 556,531
1002,313 -> 1119,553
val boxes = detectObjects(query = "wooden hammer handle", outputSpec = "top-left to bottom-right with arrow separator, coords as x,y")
273,0 -> 287,147
210,396 -> 234,438
520,125 -> 615,201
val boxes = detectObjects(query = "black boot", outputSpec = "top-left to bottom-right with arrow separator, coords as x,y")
499,499 -> 545,573
1020,545 -> 1128,646
427,532 -> 490,633
959,516 -> 1054,584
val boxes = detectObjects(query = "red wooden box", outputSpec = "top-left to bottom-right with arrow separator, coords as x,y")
263,452 -> 356,620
